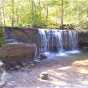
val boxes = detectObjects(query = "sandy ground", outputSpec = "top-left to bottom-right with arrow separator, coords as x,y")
2,52 -> 88,88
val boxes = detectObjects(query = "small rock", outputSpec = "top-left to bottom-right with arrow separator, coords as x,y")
33,59 -> 40,63
40,72 -> 49,80
39,54 -> 47,60
22,62 -> 27,67
15,65 -> 21,69
30,63 -> 35,67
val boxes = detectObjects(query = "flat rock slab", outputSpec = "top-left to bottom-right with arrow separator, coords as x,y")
0,43 -> 37,63
72,60 -> 88,74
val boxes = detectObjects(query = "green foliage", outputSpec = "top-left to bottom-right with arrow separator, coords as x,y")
0,0 -> 88,29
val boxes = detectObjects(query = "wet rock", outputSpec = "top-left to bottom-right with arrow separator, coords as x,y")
39,54 -> 47,60
40,72 -> 49,80
78,31 -> 88,50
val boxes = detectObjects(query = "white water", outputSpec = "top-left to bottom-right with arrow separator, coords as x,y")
38,29 -> 48,53
68,31 -> 78,50
0,61 -> 7,86
38,29 -> 80,57
5,28 -> 80,58
57,30 -> 64,52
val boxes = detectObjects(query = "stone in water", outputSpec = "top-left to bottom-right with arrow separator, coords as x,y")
40,72 -> 49,80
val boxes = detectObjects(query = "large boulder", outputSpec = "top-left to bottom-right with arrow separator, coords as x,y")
0,43 -> 37,64
4,27 -> 41,56
20,28 -> 41,55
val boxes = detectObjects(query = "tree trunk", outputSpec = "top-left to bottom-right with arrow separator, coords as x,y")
11,0 -> 15,27
61,0 -> 64,29
2,7 -> 5,26
30,0 -> 35,27
45,2 -> 48,27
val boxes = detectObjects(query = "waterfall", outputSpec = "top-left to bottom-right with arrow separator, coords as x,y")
47,30 -> 64,52
4,28 -> 79,57
47,30 -> 58,52
38,29 -> 48,53
57,30 -> 64,52
67,30 -> 78,50
38,29 -> 79,54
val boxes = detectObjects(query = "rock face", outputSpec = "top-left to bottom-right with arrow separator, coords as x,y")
0,43 -> 37,64
78,31 -> 88,50
20,28 -> 41,55
4,27 -> 41,56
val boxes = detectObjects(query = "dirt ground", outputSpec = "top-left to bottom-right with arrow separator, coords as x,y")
2,52 -> 88,88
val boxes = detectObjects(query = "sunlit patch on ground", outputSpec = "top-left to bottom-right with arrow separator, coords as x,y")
39,60 -> 88,87
39,65 -> 72,87
72,60 -> 88,74
80,80 -> 88,85
57,66 -> 71,70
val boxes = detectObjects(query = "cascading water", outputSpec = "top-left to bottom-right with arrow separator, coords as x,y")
4,28 -> 79,58
38,29 -> 48,53
57,30 -> 64,52
47,30 -> 64,52
47,30 -> 58,52
38,29 -> 79,56
68,31 -> 78,50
